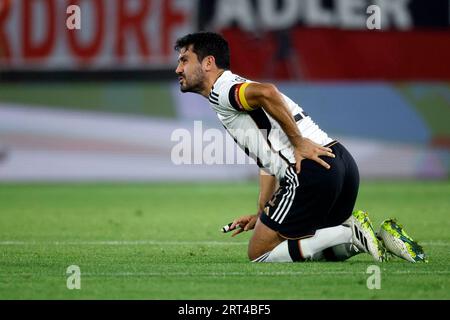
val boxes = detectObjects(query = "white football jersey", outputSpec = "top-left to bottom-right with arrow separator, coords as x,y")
208,71 -> 333,180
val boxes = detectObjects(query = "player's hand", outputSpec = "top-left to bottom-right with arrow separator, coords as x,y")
230,214 -> 258,237
294,137 -> 334,173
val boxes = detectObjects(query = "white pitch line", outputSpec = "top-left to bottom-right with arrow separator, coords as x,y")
1,270 -> 449,277
81,270 -> 450,277
0,240 -> 448,246
0,240 -> 248,246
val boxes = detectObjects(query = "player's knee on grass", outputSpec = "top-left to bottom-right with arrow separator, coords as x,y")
247,220 -> 284,261
248,244 -> 271,261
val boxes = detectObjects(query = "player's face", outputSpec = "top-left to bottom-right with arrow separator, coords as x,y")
175,46 -> 206,94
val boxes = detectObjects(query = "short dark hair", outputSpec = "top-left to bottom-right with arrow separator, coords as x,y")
174,32 -> 230,70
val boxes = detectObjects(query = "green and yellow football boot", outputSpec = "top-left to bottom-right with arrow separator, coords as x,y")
344,210 -> 387,262
378,218 -> 428,263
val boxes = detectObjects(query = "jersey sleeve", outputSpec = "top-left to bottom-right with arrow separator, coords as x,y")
227,82 -> 258,112
212,80 -> 258,113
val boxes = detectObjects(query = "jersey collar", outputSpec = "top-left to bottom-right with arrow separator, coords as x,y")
210,70 -> 231,93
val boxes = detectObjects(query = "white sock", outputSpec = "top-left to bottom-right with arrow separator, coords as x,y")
254,241 -> 293,262
252,225 -> 352,262
300,225 -> 352,260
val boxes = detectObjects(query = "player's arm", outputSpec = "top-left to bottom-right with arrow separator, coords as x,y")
229,170 -> 277,237
242,82 -> 334,173
257,170 -> 278,214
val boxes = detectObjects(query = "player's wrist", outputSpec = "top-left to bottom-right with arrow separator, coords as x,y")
288,134 -> 304,148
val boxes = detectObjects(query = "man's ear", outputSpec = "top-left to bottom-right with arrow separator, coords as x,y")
202,55 -> 216,71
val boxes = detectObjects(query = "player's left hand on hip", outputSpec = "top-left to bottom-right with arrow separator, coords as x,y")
294,138 -> 334,173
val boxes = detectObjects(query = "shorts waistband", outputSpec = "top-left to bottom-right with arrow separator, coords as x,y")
324,140 -> 339,148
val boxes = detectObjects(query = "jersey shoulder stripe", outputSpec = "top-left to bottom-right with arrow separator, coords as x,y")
208,98 -> 219,105
209,94 -> 218,102
209,90 -> 219,105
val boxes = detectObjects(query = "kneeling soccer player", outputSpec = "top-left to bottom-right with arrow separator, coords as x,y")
174,32 -> 426,263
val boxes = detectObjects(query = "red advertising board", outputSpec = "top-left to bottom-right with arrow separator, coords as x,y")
1,0 -> 450,80
0,0 -> 196,69
221,27 -> 450,80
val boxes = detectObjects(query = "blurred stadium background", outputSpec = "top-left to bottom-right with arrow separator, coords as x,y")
0,0 -> 449,182
1,0 -> 450,301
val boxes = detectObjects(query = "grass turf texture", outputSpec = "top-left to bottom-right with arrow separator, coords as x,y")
0,181 -> 449,299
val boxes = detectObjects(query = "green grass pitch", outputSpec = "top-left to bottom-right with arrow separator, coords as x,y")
0,181 -> 449,299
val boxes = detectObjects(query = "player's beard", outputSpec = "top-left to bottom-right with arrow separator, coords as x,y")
179,67 -> 206,94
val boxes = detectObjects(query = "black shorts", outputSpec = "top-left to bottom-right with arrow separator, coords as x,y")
260,141 -> 360,239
